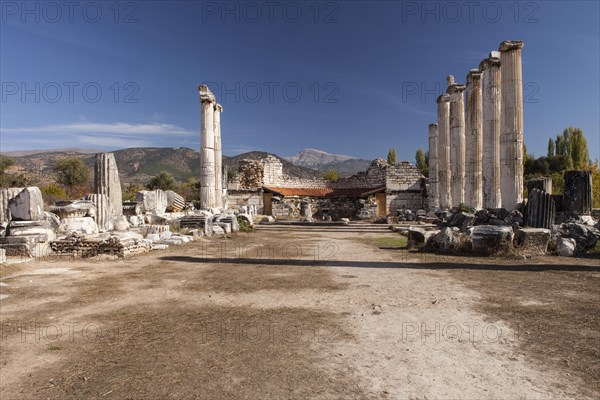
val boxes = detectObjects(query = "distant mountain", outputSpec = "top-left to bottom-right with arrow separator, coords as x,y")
284,148 -> 371,176
5,147 -> 320,186
1,148 -> 100,157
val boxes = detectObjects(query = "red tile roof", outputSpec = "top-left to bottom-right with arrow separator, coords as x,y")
263,186 -> 385,198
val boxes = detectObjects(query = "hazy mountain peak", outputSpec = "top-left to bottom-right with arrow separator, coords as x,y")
284,148 -> 371,175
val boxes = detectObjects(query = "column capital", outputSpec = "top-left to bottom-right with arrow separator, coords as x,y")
467,69 -> 483,81
198,84 -> 216,103
499,40 -> 524,52
437,93 -> 450,103
429,123 -> 438,128
214,103 -> 223,112
447,83 -> 466,94
479,54 -> 501,71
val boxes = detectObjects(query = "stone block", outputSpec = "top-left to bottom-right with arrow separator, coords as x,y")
8,187 -> 44,221
136,190 -> 168,214
471,225 -> 514,255
515,228 -> 551,256
212,225 -> 225,235
556,237 -> 576,257
557,223 -> 599,252
449,212 -> 476,231
426,227 -> 459,251
0,248 -> 5,263
58,217 -> 99,235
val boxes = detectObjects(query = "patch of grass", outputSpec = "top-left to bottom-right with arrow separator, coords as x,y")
594,240 -> 600,253
48,345 -> 61,351
238,217 -> 254,233
369,236 -> 408,249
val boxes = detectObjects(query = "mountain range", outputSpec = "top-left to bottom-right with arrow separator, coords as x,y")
284,148 -> 371,175
2,147 -> 370,186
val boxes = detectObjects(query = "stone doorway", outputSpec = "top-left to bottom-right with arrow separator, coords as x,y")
376,193 -> 387,217
263,192 -> 273,215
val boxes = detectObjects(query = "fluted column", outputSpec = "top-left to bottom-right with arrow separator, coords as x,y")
94,153 -> 123,217
499,40 -> 525,211
214,103 -> 223,209
428,123 -> 439,210
480,52 -> 502,209
465,69 -> 483,209
448,77 -> 466,207
198,84 -> 216,209
437,94 -> 451,209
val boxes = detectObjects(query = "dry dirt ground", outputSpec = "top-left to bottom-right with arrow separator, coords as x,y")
0,225 -> 598,399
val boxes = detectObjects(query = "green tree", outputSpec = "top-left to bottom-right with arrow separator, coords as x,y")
147,171 -> 177,191
547,138 -> 555,158
322,169 -> 339,180
387,148 -> 397,165
53,157 -> 90,188
567,127 -> 589,170
177,177 -> 200,201
415,148 -> 428,176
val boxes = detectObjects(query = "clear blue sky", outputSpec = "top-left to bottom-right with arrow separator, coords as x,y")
1,1 -> 599,162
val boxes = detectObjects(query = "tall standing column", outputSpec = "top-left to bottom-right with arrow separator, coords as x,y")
198,84 -> 216,209
213,103 -> 223,209
499,40 -> 525,211
480,52 -> 502,209
465,69 -> 483,209
428,123 -> 439,210
448,77 -> 466,207
437,94 -> 451,209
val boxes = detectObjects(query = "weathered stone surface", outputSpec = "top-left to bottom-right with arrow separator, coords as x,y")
471,225 -> 514,255
94,153 -> 123,217
123,202 -> 142,216
499,40 -> 525,211
212,225 -> 225,236
0,187 -> 24,223
465,69 -> 483,209
563,170 -> 593,218
261,216 -> 275,223
113,216 -> 130,232
50,200 -> 96,219
515,228 -> 551,255
165,190 -> 186,212
475,209 -> 491,224
526,188 -> 555,229
557,223 -> 599,252
409,227 -> 440,247
437,94 -> 452,209
84,194 -> 113,232
136,190 -> 168,214
428,123 -> 439,210
449,212 -> 476,232
301,203 -> 313,222
527,178 -> 552,194
426,227 -> 459,251
556,237 -> 576,257
214,103 -> 224,209
0,248 -> 5,263
448,81 -> 466,207
8,187 -> 44,221
480,53 -> 502,209
58,217 -> 99,235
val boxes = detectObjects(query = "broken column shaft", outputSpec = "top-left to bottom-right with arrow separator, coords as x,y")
499,40 -> 525,211
428,123 -> 439,210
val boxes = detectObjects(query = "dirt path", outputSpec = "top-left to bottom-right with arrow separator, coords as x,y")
1,226 -> 598,399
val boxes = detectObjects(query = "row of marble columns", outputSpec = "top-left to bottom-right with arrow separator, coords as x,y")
198,84 -> 224,210
429,40 -> 524,211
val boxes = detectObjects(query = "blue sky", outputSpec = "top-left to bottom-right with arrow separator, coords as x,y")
1,0 -> 599,162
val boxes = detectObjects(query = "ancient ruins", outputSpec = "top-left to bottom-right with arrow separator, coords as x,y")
418,40 -> 598,257
0,41 -> 597,263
